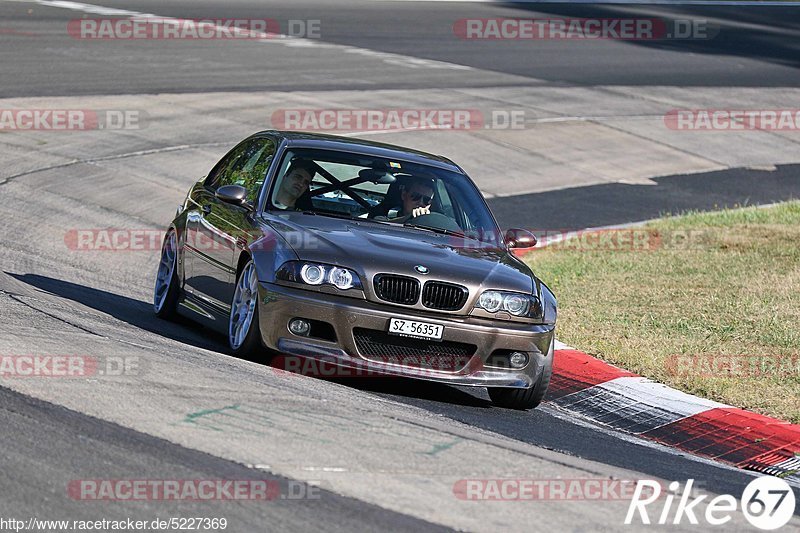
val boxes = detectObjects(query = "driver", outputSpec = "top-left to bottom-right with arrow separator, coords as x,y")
273,159 -> 315,210
387,177 -> 435,222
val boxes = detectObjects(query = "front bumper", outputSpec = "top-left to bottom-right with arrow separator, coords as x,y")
258,281 -> 555,388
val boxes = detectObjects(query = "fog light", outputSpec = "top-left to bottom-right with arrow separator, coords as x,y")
509,351 -> 529,369
289,319 -> 311,336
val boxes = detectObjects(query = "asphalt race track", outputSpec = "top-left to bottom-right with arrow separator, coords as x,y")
1,0 -> 799,531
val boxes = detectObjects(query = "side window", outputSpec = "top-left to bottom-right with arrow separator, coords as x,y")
205,143 -> 248,190
206,138 -> 276,203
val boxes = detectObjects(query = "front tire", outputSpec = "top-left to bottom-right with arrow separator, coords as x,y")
488,340 -> 554,410
154,229 -> 180,319
229,259 -> 264,357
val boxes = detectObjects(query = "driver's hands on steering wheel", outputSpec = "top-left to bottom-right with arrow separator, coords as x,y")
410,206 -> 431,218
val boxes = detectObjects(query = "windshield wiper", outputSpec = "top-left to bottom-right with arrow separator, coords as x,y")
302,211 -> 399,227
301,210 -> 354,220
402,222 -> 467,239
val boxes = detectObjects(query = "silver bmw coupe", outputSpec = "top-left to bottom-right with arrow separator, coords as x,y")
154,131 -> 556,409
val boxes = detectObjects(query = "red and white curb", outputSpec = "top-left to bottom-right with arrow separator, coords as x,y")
549,341 -> 800,484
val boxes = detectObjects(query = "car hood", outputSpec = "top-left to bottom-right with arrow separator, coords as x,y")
262,212 -> 535,295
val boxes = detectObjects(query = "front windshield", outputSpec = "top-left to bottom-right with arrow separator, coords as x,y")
265,148 -> 503,245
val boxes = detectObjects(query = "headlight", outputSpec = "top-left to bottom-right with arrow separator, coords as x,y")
503,294 -> 529,315
478,291 -> 504,313
278,261 -> 362,291
328,267 -> 354,290
300,264 -> 326,285
476,290 -> 540,318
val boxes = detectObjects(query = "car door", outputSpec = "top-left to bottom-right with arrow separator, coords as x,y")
183,136 -> 276,311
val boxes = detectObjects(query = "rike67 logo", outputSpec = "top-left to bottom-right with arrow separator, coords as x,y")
626,476 -> 796,530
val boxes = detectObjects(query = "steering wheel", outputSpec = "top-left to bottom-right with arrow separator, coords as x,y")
407,211 -> 462,233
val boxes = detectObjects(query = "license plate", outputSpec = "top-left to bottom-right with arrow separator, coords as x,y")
388,318 -> 443,340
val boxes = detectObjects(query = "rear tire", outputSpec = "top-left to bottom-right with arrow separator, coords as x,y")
488,340 -> 554,410
154,229 -> 180,319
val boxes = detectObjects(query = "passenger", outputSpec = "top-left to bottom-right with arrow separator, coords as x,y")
273,160 -> 314,210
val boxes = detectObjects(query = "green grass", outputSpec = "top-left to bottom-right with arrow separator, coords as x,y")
524,201 -> 800,423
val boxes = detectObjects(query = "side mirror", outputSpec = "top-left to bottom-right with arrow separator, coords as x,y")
216,184 -> 247,205
505,228 -> 537,249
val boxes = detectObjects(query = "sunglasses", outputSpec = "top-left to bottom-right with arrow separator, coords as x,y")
410,192 -> 433,205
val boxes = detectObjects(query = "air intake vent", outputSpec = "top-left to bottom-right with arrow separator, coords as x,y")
353,328 -> 476,371
373,274 -> 420,305
422,281 -> 468,311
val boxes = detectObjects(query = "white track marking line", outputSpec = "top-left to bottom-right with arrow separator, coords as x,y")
374,0 -> 800,6
13,0 -> 472,71
554,339 -> 573,351
22,0 -> 147,16
600,376 -> 729,416
541,403 -> 763,476
553,375 -> 729,434
0,141 -> 232,185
